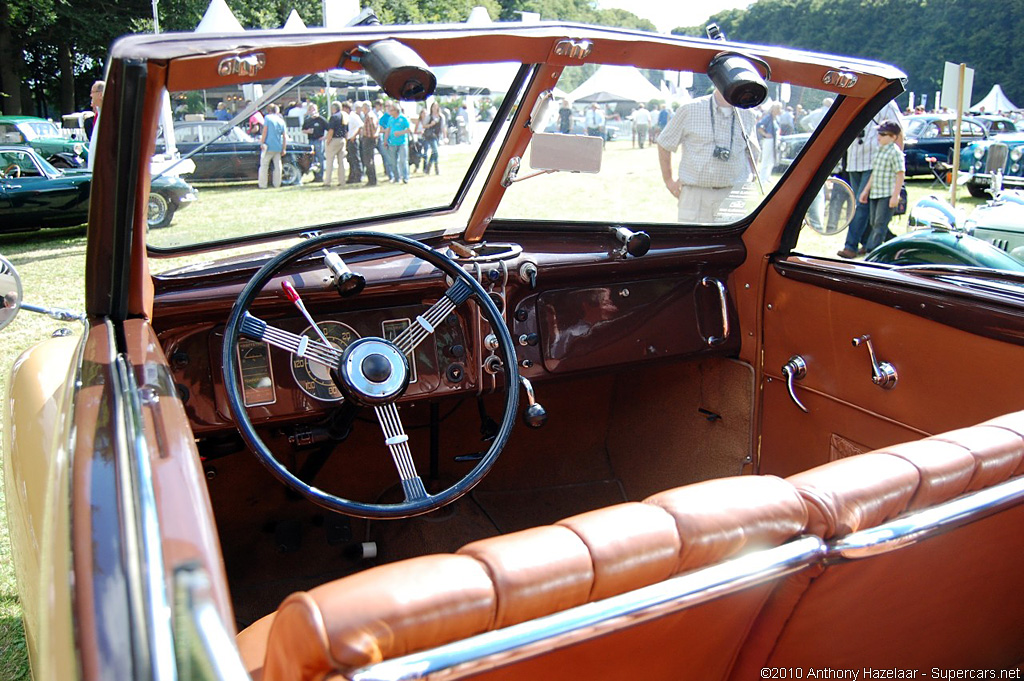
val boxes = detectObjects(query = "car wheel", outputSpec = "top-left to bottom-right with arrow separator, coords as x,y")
147,192 -> 176,229
281,161 -> 302,186
966,181 -> 989,199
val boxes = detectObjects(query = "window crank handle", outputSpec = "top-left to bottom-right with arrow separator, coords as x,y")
852,335 -> 898,389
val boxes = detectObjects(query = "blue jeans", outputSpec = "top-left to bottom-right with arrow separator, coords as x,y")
394,143 -> 409,182
865,198 -> 895,252
378,138 -> 396,180
844,170 -> 871,251
425,136 -> 439,173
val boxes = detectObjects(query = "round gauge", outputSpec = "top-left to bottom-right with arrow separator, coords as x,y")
290,321 -> 359,401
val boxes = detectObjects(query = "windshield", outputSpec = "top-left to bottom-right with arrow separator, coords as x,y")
496,64 -> 838,226
146,60 -> 524,251
22,121 -> 61,140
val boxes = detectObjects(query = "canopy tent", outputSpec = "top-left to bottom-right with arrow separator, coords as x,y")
568,65 -> 662,105
281,9 -> 307,30
195,0 -> 244,33
971,84 -> 1018,113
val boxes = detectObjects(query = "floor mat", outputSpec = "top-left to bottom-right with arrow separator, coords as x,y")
472,479 -> 628,533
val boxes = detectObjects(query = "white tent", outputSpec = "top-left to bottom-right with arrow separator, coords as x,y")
971,84 -> 1018,113
568,65 -> 662,104
195,0 -> 244,33
281,9 -> 307,31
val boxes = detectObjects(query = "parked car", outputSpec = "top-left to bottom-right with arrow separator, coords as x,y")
156,120 -> 314,185
865,227 -> 1024,270
774,131 -> 811,171
0,145 -> 195,231
4,19 -> 1024,681
961,131 -> 1024,197
973,114 -> 1018,136
0,114 -> 88,167
902,113 -> 988,176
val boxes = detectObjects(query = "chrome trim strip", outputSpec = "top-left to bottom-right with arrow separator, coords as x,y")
351,536 -> 824,681
833,474 -> 1024,560
116,354 -> 178,681
175,565 -> 251,681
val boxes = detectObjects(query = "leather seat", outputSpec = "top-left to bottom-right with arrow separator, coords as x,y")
732,413 -> 1024,672
238,476 -> 808,681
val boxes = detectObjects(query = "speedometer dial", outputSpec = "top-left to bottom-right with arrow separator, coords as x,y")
290,321 -> 359,401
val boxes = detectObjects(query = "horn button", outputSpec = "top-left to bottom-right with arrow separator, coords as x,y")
333,337 -> 410,405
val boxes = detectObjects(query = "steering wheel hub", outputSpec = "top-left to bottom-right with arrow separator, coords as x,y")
335,337 -> 410,405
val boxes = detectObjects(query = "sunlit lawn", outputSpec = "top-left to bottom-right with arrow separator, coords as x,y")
0,137 -> 987,676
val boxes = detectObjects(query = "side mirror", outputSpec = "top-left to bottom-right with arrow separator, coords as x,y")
0,255 -> 24,332
803,177 -> 856,235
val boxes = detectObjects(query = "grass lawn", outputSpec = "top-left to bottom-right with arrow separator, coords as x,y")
0,138 -> 986,677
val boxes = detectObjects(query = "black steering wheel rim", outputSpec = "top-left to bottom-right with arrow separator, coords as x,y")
221,231 -> 519,519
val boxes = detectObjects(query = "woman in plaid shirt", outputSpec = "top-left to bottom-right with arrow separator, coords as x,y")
858,120 -> 905,251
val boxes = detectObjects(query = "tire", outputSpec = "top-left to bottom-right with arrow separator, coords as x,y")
966,181 -> 989,199
147,192 -> 176,230
281,161 -> 302,186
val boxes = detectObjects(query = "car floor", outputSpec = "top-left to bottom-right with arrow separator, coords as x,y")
205,356 -> 755,628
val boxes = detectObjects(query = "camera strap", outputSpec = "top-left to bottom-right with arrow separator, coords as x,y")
709,97 -> 735,151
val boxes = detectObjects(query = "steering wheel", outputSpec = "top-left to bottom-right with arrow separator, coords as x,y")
222,231 -> 520,519
2,164 -> 20,179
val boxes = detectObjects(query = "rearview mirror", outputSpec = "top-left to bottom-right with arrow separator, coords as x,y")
0,255 -> 24,332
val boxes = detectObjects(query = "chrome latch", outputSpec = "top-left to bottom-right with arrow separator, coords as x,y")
700,277 -> 730,346
852,335 -> 898,389
781,355 -> 809,413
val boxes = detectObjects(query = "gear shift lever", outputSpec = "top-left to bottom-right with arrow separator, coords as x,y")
520,377 -> 547,428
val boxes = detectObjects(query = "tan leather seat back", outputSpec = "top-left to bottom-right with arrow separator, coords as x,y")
733,413 -> 1024,672
244,476 -> 808,681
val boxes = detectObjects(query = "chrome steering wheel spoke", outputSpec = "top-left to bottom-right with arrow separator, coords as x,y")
240,312 -> 343,369
374,402 -> 428,502
390,278 -> 473,356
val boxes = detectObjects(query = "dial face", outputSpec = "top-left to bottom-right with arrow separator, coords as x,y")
236,339 -> 276,406
290,321 -> 359,401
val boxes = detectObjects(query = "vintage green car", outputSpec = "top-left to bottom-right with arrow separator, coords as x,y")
0,115 -> 88,166
0,145 -> 196,230
961,131 -> 1024,198
3,17 -> 1024,681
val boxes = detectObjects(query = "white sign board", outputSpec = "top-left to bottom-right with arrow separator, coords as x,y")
941,62 -> 974,112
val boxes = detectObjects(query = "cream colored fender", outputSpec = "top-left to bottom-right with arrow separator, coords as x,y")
3,333 -> 82,674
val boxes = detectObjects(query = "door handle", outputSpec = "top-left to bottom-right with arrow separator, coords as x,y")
781,355 -> 809,413
700,277 -> 729,346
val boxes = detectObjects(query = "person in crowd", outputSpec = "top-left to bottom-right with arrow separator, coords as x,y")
287,100 -> 306,127
631,103 -> 652,149
756,101 -> 783,183
359,102 -> 378,186
837,98 -> 904,258
456,104 -> 471,144
657,87 -> 760,223
858,120 -> 905,252
386,102 -> 411,184
245,101 -> 264,137
558,99 -> 573,134
778,105 -> 795,135
214,101 -> 231,121
301,102 -> 327,183
651,103 -> 668,144
322,100 -> 348,187
422,101 -> 444,174
343,102 -> 363,183
87,80 -> 104,171
258,103 -> 287,189
377,102 -> 396,181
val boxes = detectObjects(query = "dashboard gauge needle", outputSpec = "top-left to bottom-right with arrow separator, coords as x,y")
281,281 -> 333,348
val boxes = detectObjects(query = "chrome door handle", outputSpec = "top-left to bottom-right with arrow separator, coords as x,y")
700,277 -> 729,346
781,355 -> 809,413
852,335 -> 898,389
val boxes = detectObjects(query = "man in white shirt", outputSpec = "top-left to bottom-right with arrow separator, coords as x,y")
631,103 -> 652,148
343,102 -> 363,183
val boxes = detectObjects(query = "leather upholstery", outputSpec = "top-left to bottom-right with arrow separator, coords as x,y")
556,502 -> 680,601
239,412 -> 1024,680
644,476 -> 807,572
786,453 -> 919,538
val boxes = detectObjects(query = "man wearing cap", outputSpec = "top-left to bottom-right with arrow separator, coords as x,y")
858,119 -> 906,251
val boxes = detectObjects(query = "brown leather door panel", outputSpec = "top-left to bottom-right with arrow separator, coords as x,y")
759,262 -> 1024,477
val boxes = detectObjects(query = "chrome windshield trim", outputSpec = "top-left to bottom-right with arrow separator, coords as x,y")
116,353 -> 178,681
175,564 -> 252,680
833,474 -> 1024,560
351,536 -> 824,681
